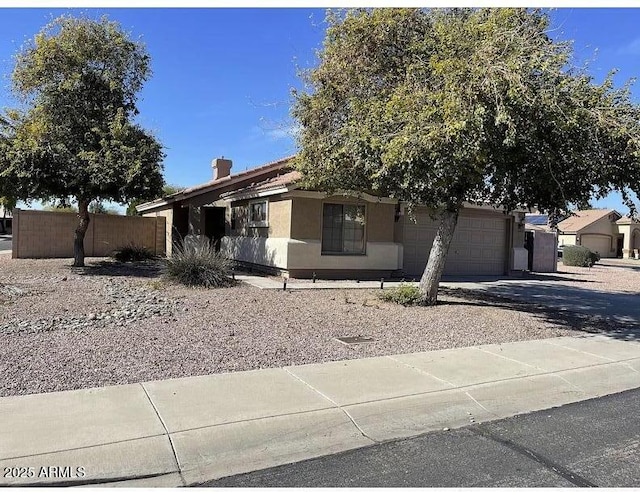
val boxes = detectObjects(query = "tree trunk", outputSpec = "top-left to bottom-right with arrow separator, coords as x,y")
73,199 -> 91,267
418,208 -> 460,305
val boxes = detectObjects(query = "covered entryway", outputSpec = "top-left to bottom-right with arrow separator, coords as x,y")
402,208 -> 509,277
203,206 -> 226,251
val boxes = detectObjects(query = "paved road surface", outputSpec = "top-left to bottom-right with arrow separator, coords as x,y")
205,388 -> 640,487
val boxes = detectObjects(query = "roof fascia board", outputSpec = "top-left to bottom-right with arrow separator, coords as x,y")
222,186 -> 293,202
282,189 -> 398,204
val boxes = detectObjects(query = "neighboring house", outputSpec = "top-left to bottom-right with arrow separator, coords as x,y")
616,216 -> 640,259
557,209 -> 628,258
138,156 -> 528,279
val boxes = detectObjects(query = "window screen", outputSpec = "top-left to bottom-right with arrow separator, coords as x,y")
322,203 -> 365,254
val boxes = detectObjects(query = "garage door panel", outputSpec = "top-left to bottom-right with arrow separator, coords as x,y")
580,235 -> 611,257
403,210 -> 507,276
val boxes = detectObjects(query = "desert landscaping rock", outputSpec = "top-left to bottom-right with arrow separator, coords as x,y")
0,254 -> 634,397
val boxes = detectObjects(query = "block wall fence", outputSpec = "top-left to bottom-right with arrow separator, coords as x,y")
11,209 -> 166,259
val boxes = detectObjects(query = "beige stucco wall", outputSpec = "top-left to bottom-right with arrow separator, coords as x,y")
618,223 -> 640,258
289,196 -> 395,242
225,194 -> 402,275
290,197 -> 321,240
143,206 -> 173,256
12,209 -> 166,259
366,202 -> 396,242
558,234 -> 577,246
532,231 -> 558,272
267,199 -> 292,238
228,198 -> 291,239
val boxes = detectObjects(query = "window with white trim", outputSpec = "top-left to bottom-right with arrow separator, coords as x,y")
322,203 -> 366,254
248,200 -> 268,227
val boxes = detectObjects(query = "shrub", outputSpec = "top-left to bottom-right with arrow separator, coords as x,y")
112,243 -> 155,262
379,283 -> 422,306
165,238 -> 234,288
562,245 -> 600,267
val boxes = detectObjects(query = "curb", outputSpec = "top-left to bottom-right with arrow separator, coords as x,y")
2,336 -> 640,487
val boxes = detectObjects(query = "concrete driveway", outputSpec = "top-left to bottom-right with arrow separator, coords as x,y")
443,275 -> 640,336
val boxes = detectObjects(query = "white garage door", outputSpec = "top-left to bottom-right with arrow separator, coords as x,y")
403,209 -> 508,277
580,235 -> 611,257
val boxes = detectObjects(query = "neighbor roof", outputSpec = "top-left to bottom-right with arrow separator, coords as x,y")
136,155 -> 295,212
616,215 -> 640,225
557,209 -> 621,233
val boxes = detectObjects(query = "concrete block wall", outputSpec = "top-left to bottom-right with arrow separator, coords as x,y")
12,209 -> 166,259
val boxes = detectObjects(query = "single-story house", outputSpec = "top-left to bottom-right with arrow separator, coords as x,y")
556,209 -> 637,259
138,156 -> 529,279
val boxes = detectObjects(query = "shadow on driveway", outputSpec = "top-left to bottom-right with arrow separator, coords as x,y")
440,282 -> 640,342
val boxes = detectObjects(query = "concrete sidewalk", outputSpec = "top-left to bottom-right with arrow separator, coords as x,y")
2,334 -> 640,487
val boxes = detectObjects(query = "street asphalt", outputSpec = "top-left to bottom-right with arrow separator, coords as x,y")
205,387 -> 640,488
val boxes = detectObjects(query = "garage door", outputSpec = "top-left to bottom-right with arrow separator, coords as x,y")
403,209 -> 508,277
580,235 -> 611,257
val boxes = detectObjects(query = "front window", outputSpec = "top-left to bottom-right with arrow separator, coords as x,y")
322,203 -> 366,254
248,200 -> 268,227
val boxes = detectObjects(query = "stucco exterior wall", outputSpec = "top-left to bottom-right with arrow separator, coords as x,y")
228,198 -> 291,239
287,240 -> 402,272
531,231 -> 558,272
222,236 -> 290,269
558,234 -> 577,246
143,206 -> 173,256
290,197 -> 321,240
618,223 -> 640,259
366,202 -> 396,242
267,199 -> 292,238
12,209 -> 166,259
289,196 -> 395,242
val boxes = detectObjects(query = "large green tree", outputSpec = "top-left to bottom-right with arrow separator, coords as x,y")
2,15 -> 164,266
293,8 -> 640,304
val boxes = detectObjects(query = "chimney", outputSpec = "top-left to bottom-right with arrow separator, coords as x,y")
212,157 -> 232,180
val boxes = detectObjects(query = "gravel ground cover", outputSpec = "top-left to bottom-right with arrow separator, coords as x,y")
0,255 -> 629,397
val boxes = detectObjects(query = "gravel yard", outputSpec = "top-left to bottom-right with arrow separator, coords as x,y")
1,255 -> 633,397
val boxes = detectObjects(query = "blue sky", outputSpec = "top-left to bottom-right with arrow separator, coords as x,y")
1,8 -> 639,213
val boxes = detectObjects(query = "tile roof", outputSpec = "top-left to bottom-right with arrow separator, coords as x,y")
169,155 -> 295,198
221,170 -> 301,198
137,155 -> 295,211
557,209 -> 620,233
616,216 -> 640,225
